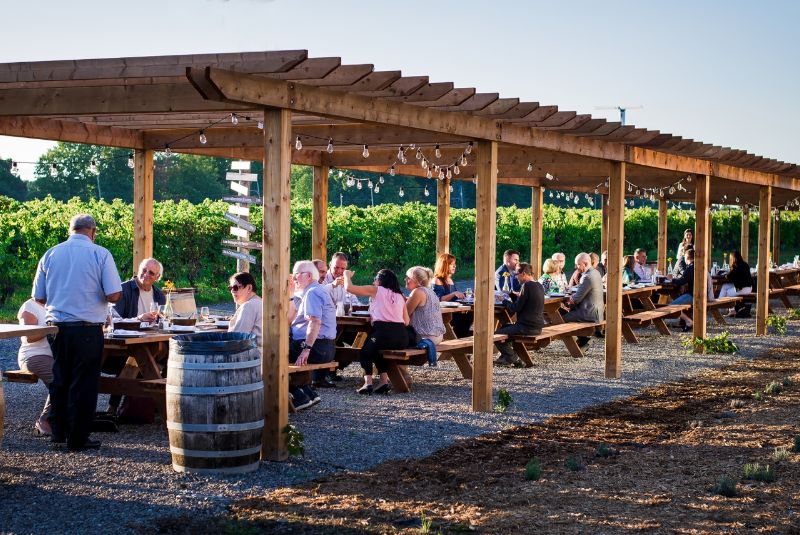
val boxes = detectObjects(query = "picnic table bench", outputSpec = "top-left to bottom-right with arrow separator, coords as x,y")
510,320 -> 606,361
622,303 -> 690,343
703,296 -> 743,324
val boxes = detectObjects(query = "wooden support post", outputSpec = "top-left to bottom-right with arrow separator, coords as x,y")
472,141 -> 498,412
692,175 -> 711,350
261,108 -> 292,460
436,177 -> 451,256
601,194 -> 609,256
132,149 -> 154,274
605,163 -> 625,378
756,186 -> 772,336
741,206 -> 750,262
657,199 -> 668,273
772,210 -> 781,266
531,186 -> 544,278
311,165 -> 329,261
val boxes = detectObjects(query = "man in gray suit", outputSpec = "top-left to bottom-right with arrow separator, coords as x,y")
562,252 -> 604,349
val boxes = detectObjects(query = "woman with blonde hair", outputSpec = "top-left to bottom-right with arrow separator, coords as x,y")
405,266 -> 446,345
432,253 -> 471,337
538,258 -> 560,294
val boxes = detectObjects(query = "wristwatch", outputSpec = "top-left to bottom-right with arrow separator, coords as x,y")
300,341 -> 310,350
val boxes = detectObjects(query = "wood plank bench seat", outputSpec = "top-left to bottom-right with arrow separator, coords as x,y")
620,304 -> 690,343
784,284 -> 800,296
511,321 -> 606,361
742,288 -> 787,312
704,296 -> 743,324
377,335 -> 509,394
288,361 -> 340,413
2,370 -> 39,383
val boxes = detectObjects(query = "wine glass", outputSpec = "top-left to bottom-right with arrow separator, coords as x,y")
200,306 -> 210,323
465,287 -> 473,300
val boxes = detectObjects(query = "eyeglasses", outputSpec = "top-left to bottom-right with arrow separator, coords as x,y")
140,269 -> 159,277
228,284 -> 242,292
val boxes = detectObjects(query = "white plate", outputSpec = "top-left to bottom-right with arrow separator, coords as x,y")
546,293 -> 566,298
350,311 -> 371,317
110,330 -> 145,338
214,320 -> 230,328
166,325 -> 198,333
440,302 -> 461,308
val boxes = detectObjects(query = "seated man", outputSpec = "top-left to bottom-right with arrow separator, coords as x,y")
105,257 -> 166,416
289,260 -> 337,407
633,248 -> 652,282
495,249 -> 521,294
494,263 -> 545,367
313,258 -> 328,284
561,253 -> 604,349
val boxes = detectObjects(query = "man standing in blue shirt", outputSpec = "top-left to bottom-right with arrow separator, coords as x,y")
495,249 -> 521,294
288,260 -> 337,408
33,214 -> 122,451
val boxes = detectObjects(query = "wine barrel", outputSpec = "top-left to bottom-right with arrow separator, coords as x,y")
166,332 -> 263,474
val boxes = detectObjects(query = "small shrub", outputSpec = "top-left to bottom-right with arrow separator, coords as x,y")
730,399 -> 746,409
524,457 -> 542,480
783,377 -> 793,387
753,391 -> 764,402
564,455 -> 584,471
419,512 -> 434,534
766,314 -> 788,335
711,476 -> 738,497
742,463 -> 775,482
764,381 -> 784,396
773,447 -> 790,462
283,424 -> 305,457
595,442 -> 611,458
494,388 -> 513,413
788,307 -> 800,320
681,331 -> 738,354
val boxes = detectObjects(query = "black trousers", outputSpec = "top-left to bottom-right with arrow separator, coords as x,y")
495,322 -> 541,362
48,324 -> 104,446
359,321 -> 409,375
289,338 -> 336,383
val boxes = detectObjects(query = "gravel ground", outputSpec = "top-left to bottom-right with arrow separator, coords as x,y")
1,299 -> 798,534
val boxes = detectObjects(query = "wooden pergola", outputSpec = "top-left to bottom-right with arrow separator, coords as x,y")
1,51 -> 799,460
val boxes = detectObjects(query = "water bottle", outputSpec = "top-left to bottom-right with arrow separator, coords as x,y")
667,260 -> 674,274
335,300 -> 345,317
105,303 -> 115,334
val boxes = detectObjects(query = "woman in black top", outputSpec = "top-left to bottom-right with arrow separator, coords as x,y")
718,250 -> 753,299
494,263 -> 545,366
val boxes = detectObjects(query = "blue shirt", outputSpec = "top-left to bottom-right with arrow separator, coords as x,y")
290,281 -> 337,341
495,264 -> 521,292
32,234 -> 123,323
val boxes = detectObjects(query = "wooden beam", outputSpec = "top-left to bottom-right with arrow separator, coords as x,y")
756,186 -> 772,336
191,68 -> 800,190
436,177 -> 451,256
312,166 -> 329,261
605,162 -> 625,378
531,186 -> 544,278
741,205 -> 750,262
261,108 -> 292,461
657,199 -> 668,272
132,149 -> 154,272
0,116 -> 142,148
692,175 -> 711,351
772,210 -> 781,266
472,140 -> 497,412
600,195 -> 608,257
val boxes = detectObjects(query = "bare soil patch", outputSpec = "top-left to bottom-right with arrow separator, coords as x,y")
146,343 -> 800,534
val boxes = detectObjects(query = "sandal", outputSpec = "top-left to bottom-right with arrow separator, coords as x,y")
33,419 -> 52,437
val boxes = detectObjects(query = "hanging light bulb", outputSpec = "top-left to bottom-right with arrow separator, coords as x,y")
10,161 -> 19,176
634,188 -> 640,195
549,191 -> 554,198
230,113 -> 239,125
426,168 -> 432,179
374,185 -> 380,193
356,180 -> 363,190
594,188 -> 599,195
472,176 -> 477,185
400,152 -> 407,165
574,196 -> 579,205
397,145 -> 404,160
669,187 -> 675,195
362,145 -> 369,158
424,186 -> 430,197
367,179 -> 373,189
50,163 -> 58,177
686,175 -> 692,182
257,121 -> 264,130
465,141 -> 473,154
453,165 -> 460,175
199,131 -> 207,145
415,148 -> 422,160
629,199 -> 635,207
421,159 -> 428,169
527,163 -> 533,172
295,136 -> 303,150
399,186 -> 405,198
389,165 -> 396,176
446,168 -> 452,180
438,168 -> 445,180
545,173 -> 554,181
89,159 -> 98,174
736,197 -> 740,203
434,144 -> 441,158
659,190 -> 665,198
326,138 -> 334,153
347,176 -> 356,187
127,154 -> 135,168
449,184 -> 454,192
165,145 -> 172,156
379,175 -> 385,184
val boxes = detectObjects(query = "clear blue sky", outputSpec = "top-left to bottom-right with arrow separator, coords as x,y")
2,0 -> 798,180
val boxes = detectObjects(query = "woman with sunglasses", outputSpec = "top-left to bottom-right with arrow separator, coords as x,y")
227,272 -> 262,349
344,268 -> 409,395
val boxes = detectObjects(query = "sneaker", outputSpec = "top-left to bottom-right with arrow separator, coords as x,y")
290,387 -> 313,410
302,385 -> 321,406
510,359 -> 525,368
577,337 -> 590,350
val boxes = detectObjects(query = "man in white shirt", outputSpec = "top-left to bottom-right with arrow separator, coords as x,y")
633,248 -> 652,282
324,252 -> 360,308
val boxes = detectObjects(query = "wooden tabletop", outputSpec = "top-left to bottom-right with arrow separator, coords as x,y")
0,323 -> 58,340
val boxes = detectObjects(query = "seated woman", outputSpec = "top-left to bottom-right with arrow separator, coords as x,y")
17,298 -> 54,436
718,250 -> 753,316
538,258 -> 561,293
671,245 -> 692,278
622,255 -> 639,285
345,268 -> 410,395
432,253 -> 472,338
495,263 -> 545,366
227,272 -> 263,350
405,267 -> 447,373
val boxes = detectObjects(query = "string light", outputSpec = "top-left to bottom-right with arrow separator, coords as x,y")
424,185 -> 430,197
295,136 -> 303,150
199,131 -> 207,145
362,145 -> 369,158
453,165 -> 460,175
399,186 -> 405,197
50,163 -> 58,177
397,145 -> 404,160
89,159 -> 98,174
165,145 -> 172,156
465,141 -> 473,154
379,175 -> 384,184
527,163 -> 533,172
389,165 -> 396,176
230,113 -> 239,126
127,154 -> 135,168
374,185 -> 380,193
356,180 -> 362,190
10,161 -> 19,176
434,144 -> 441,158
326,138 -> 334,154
257,121 -> 264,130
415,148 -> 422,160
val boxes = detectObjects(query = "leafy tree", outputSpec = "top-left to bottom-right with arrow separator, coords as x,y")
154,154 -> 228,203
0,159 -> 27,201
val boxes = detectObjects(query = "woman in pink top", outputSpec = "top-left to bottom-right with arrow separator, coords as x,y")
344,268 -> 409,395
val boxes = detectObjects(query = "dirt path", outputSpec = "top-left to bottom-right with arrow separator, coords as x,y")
146,343 -> 800,534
